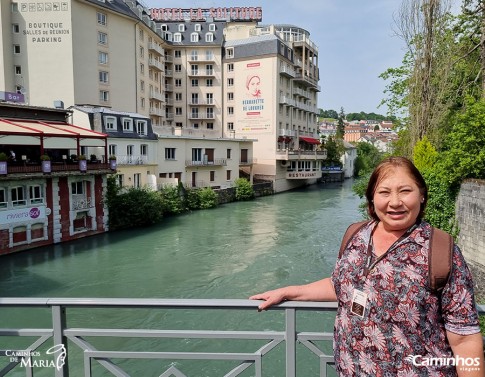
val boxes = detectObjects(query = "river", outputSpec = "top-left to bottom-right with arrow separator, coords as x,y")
0,179 -> 363,376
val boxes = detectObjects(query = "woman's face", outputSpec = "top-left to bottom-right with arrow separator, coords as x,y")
372,166 -> 423,232
248,77 -> 260,94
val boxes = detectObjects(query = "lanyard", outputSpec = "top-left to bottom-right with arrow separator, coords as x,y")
362,221 -> 419,278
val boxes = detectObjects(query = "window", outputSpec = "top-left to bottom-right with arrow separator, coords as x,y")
191,108 -> 198,118
192,148 -> 202,162
140,63 -> 144,74
165,148 -> 176,160
174,64 -> 182,73
227,63 -> 234,72
206,50 -> 213,60
117,174 -> 124,187
175,93 -> 182,101
140,144 -> 148,156
134,173 -> 141,188
71,182 -> 84,195
175,79 -> 182,87
174,50 -> 181,58
13,45 -> 20,54
173,33 -> 181,42
227,78 -> 234,86
99,52 -> 108,64
100,90 -> 109,102
12,3 -> 19,12
227,149 -> 232,159
175,107 -> 182,115
193,123 -> 199,129
140,46 -> 144,57
11,187 -> 25,206
210,171 -> 215,182
191,93 -> 199,104
191,51 -> 198,60
108,144 -> 117,156
104,116 -> 116,130
0,188 -> 7,208
14,66 -> 21,75
97,12 -> 107,26
205,33 -> 213,42
190,33 -> 199,42
207,122 -> 213,129
206,108 -> 214,118
227,92 -> 234,101
140,80 -> 145,92
209,24 -> 216,31
194,24 -> 201,31
226,170 -> 231,180
227,122 -> 234,131
136,120 -> 147,136
226,48 -> 234,58
206,93 -> 213,104
98,32 -> 108,45
29,185 -> 43,204
191,64 -> 198,75
99,71 -> 109,83
12,24 -> 20,33
140,97 -> 145,108
206,64 -> 213,75
122,118 -> 133,132
227,107 -> 234,115
191,79 -> 199,87
178,24 -> 185,32
206,79 -> 213,87
127,145 -> 134,156
139,28 -> 144,41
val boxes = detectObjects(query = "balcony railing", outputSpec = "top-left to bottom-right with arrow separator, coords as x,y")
1,298 -> 482,377
116,155 -> 149,165
185,158 -> 227,167
3,162 -> 111,175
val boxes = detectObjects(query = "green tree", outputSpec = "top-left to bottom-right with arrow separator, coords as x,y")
234,178 -> 254,201
412,135 -> 438,172
354,142 -> 383,177
336,107 -> 346,139
198,187 -> 218,209
160,184 -> 184,215
323,136 -> 345,167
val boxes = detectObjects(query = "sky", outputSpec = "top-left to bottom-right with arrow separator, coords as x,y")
142,0 -> 407,115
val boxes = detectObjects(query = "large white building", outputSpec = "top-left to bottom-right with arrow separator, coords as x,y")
1,1 -> 325,192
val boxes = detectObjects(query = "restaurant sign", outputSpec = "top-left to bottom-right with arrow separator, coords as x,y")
149,7 -> 262,22
286,171 -> 322,180
0,206 -> 46,225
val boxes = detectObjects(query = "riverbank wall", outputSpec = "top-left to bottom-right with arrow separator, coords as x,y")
455,179 -> 485,295
215,182 -> 274,204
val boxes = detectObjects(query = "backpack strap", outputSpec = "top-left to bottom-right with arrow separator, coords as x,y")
338,221 -> 369,259
429,227 -> 453,292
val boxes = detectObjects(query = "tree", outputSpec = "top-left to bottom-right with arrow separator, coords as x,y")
323,135 -> 345,167
412,135 -> 438,172
234,178 -> 254,201
336,107 -> 346,139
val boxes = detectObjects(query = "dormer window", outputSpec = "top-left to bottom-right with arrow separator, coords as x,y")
190,33 -> 199,42
194,24 -> 201,32
205,33 -> 214,42
173,33 -> 181,42
209,23 -> 216,32
178,24 -> 185,32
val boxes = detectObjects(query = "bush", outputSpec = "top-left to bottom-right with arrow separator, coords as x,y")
199,187 -> 218,209
185,188 -> 201,210
160,185 -> 184,215
234,178 -> 254,201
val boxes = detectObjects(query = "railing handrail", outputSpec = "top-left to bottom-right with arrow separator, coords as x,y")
0,298 -> 483,377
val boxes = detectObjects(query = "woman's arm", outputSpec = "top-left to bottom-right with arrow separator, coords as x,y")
249,277 -> 337,311
446,331 -> 484,377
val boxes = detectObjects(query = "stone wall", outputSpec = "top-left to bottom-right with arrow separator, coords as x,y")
455,179 -> 485,268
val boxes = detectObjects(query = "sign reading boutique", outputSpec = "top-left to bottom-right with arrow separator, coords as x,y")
0,206 -> 47,225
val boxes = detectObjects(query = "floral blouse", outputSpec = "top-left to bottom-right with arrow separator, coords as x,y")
331,221 -> 480,376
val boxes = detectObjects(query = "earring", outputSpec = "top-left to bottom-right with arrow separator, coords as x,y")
421,198 -> 425,203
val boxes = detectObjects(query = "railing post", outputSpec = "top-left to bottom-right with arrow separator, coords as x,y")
52,305 -> 68,377
285,308 -> 296,377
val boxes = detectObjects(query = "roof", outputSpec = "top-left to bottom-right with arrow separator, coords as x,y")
225,34 -> 278,47
71,105 -> 149,119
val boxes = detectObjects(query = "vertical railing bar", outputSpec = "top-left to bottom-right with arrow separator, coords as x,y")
285,308 -> 296,377
84,353 -> 91,377
52,305 -> 68,377
255,355 -> 262,377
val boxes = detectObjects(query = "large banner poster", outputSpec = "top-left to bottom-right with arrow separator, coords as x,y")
235,60 -> 273,134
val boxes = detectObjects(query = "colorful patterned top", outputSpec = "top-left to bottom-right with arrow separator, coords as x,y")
331,220 -> 480,376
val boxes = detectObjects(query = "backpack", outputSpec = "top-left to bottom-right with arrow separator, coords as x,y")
338,221 -> 453,292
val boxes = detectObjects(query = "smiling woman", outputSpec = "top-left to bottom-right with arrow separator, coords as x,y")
251,156 -> 484,376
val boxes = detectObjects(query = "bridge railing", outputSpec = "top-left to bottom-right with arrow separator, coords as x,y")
0,298 -> 483,377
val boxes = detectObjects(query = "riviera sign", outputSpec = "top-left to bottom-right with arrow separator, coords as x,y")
0,206 -> 46,225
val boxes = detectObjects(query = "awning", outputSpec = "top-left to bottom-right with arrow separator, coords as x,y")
299,136 -> 320,145
0,118 -> 107,149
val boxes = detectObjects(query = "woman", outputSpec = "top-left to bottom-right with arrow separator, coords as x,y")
250,157 -> 484,376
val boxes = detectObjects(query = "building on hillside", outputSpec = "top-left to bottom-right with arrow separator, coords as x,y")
0,103 -> 112,255
341,141 -> 357,178
358,133 -> 398,153
343,123 -> 368,143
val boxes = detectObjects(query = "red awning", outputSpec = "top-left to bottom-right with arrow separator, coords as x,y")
299,136 -> 320,145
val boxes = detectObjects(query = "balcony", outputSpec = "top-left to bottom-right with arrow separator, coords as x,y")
149,90 -> 164,102
1,162 -> 112,177
185,158 -> 227,167
279,96 -> 296,107
149,107 -> 163,116
148,42 -> 165,56
189,99 -> 216,106
239,158 -> 253,166
188,113 -> 215,120
164,69 -> 173,77
280,65 -> 296,77
275,149 -> 327,161
165,84 -> 173,92
148,58 -> 163,71
116,155 -> 149,165
188,69 -> 215,77
164,54 -> 173,63
188,54 -> 215,62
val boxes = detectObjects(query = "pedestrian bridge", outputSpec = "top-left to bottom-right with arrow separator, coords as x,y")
0,298 -> 484,377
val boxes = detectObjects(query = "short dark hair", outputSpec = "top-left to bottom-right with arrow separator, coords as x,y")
365,156 -> 428,221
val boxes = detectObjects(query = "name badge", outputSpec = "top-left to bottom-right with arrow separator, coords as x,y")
351,289 -> 368,318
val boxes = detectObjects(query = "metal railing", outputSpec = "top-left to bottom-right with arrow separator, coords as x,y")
0,298 -> 483,377
0,298 -> 340,377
